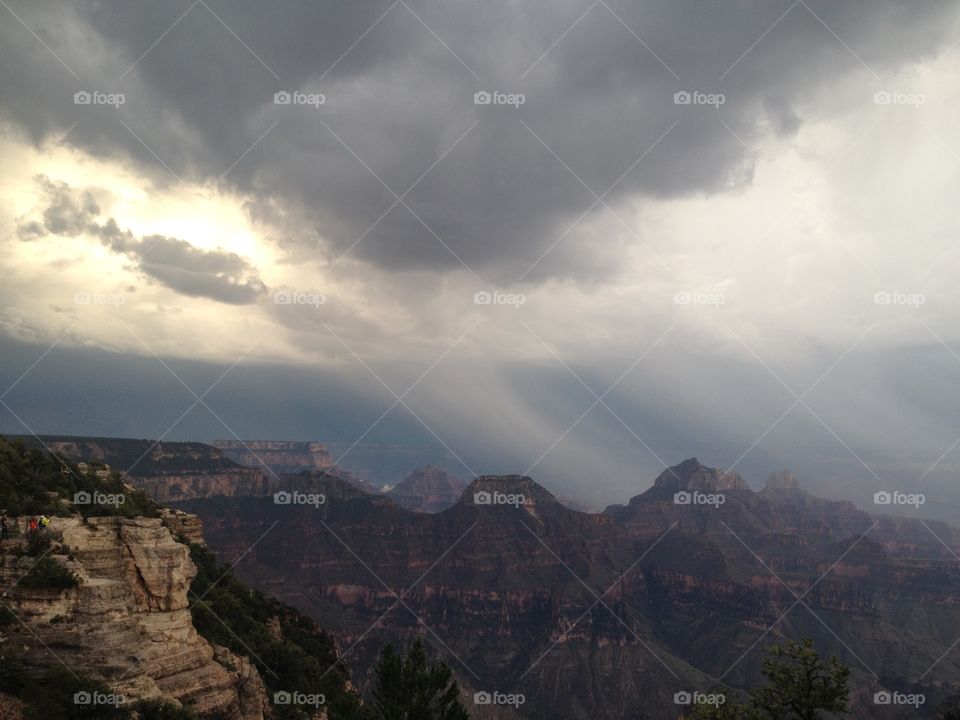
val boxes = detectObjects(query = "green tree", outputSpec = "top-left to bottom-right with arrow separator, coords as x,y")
694,639 -> 848,720
371,638 -> 469,720
751,638 -> 849,720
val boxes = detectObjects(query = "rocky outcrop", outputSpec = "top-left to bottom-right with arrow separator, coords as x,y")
765,469 -> 799,491
0,516 -> 265,718
458,474 -> 560,506
651,457 -> 748,493
136,468 -> 271,503
34,437 -> 239,475
213,645 -> 270,720
212,440 -> 333,474
160,508 -> 205,545
387,465 -> 465,513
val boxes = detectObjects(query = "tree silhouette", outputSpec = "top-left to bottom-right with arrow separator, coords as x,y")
371,638 -> 469,720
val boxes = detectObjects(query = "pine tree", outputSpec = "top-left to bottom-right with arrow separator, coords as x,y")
751,638 -> 849,719
694,638 -> 848,720
371,638 -> 470,720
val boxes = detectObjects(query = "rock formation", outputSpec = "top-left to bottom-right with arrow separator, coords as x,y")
387,465 -> 466,513
650,457 -> 748,493
135,467 -> 271,503
765,469 -> 800,491
0,516 -> 265,717
160,507 -> 206,545
212,440 -> 333,474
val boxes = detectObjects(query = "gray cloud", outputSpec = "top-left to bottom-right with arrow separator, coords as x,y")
19,176 -> 266,305
4,0 -> 960,518
103,228 -> 268,305
1,0 -> 956,281
17,175 -> 100,239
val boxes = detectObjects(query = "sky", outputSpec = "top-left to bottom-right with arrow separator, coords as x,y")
2,0 -> 960,512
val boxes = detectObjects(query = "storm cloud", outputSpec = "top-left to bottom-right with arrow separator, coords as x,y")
3,0 -> 960,514
1,0 -> 957,280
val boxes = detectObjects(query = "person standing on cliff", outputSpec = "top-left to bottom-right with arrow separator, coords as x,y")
0,514 -> 8,542
28,516 -> 38,537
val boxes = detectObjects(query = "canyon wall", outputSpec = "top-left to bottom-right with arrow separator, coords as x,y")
0,516 -> 267,718
212,440 -> 333,474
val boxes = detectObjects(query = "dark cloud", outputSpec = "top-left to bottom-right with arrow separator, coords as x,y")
19,176 -> 267,305
108,231 -> 267,305
17,175 -> 100,239
0,0 -> 956,281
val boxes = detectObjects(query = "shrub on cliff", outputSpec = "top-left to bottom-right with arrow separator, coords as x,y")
18,555 -> 78,589
16,666 -> 123,720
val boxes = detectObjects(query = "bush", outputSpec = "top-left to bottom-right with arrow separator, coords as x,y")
17,667 -> 123,720
26,530 -> 52,556
18,556 -> 78,589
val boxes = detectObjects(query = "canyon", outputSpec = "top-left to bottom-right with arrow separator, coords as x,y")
25,436 -> 960,719
171,458 -> 960,719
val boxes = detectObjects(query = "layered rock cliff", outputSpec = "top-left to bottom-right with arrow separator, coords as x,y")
33,436 -> 240,474
0,516 -> 265,717
135,467 -> 271,503
212,440 -> 333,474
